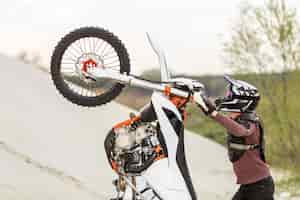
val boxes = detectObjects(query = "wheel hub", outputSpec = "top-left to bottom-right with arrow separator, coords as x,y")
82,59 -> 97,73
75,53 -> 104,75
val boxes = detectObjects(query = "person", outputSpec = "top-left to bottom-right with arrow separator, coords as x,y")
194,75 -> 275,200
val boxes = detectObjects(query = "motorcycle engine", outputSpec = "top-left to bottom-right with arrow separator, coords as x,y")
113,123 -> 162,174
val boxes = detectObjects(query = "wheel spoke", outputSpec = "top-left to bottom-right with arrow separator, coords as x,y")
88,37 -> 93,53
104,65 -> 120,69
102,54 -> 118,60
62,57 -> 77,62
83,38 -> 88,53
65,50 -> 78,61
92,37 -> 97,53
61,62 -> 76,65
75,40 -> 85,53
61,68 -> 75,72
104,61 -> 120,66
101,46 -> 114,57
100,42 -> 108,56
94,40 -> 104,53
69,45 -> 82,56
78,39 -> 86,53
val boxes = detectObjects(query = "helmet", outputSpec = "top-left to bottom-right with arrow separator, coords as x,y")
215,75 -> 260,113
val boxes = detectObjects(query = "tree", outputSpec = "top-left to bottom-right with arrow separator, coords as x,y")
223,0 -> 300,170
224,0 -> 300,73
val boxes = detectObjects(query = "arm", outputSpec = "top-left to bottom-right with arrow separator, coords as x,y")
193,92 -> 256,137
211,112 -> 256,137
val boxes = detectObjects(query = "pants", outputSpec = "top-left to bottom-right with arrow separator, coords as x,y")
232,176 -> 274,200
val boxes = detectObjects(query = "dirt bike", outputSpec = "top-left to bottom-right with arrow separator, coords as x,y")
50,27 -> 204,200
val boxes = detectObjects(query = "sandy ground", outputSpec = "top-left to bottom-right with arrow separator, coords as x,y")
0,55 -> 237,200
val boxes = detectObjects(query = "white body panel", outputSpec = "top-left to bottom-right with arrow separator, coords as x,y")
140,92 -> 191,200
151,92 -> 182,165
144,158 -> 191,200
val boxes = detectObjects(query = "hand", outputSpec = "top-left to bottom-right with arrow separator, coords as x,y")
193,92 -> 216,115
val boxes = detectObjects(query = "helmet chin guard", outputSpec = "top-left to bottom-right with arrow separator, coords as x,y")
215,75 -> 260,113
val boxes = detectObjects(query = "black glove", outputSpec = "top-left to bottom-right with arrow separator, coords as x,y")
194,92 -> 216,115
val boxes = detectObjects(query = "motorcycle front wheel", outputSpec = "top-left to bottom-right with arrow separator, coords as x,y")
50,27 -> 130,107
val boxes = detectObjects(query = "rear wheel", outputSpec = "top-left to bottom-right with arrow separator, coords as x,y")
50,27 -> 130,107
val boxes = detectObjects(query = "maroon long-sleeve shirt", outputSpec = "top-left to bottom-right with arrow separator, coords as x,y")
212,112 -> 271,185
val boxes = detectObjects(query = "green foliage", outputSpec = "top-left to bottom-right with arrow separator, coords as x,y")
276,175 -> 300,196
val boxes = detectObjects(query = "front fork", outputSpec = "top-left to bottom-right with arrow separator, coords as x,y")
86,68 -> 189,98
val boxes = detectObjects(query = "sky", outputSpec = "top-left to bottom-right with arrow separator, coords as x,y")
0,0 -> 299,76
